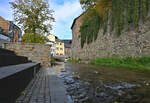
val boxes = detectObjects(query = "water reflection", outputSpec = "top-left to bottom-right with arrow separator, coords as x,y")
52,62 -> 65,75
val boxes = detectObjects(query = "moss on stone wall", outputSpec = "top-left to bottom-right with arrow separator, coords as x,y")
80,0 -> 150,48
80,9 -> 101,48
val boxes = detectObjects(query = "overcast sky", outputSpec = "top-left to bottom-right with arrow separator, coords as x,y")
0,0 -> 82,39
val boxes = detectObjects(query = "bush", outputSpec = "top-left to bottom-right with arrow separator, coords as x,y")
22,33 -> 47,44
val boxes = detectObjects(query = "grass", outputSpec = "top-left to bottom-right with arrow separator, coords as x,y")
90,57 -> 150,70
67,59 -> 79,63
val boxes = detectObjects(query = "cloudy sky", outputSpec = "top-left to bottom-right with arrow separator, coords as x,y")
0,0 -> 82,39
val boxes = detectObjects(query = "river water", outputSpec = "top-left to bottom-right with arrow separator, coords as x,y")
52,62 -> 150,103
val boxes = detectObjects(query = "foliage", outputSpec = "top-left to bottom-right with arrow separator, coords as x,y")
115,0 -> 124,36
90,57 -> 150,70
80,0 -> 97,10
80,0 -> 150,48
67,59 -> 79,63
80,8 -> 101,48
95,0 -> 112,18
22,33 -> 47,44
142,0 -> 149,21
10,0 -> 54,34
133,0 -> 140,27
80,0 -> 112,48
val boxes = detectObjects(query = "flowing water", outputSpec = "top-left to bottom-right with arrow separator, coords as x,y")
52,62 -> 150,103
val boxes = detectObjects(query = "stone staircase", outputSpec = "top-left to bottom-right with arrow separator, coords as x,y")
0,48 -> 40,103
0,48 -> 30,67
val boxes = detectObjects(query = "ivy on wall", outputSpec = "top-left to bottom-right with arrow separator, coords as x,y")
80,9 -> 101,48
80,0 -> 150,48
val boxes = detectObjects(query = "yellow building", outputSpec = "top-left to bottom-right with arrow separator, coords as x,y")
47,34 -> 56,42
46,34 -> 65,56
55,39 -> 65,56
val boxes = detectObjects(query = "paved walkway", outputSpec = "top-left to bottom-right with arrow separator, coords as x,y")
16,67 -> 68,103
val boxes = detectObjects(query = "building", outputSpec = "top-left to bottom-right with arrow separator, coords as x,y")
55,39 -> 65,56
62,39 -> 72,57
9,21 -> 22,42
46,34 -> 65,56
0,16 -> 9,34
0,16 -> 22,42
71,13 -> 85,59
46,34 -> 56,56
0,27 -> 10,47
47,34 -> 55,42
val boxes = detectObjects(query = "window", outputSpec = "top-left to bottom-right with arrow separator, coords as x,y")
60,48 -> 63,50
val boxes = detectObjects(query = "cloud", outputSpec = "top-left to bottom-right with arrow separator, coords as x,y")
54,1 -> 81,22
50,0 -> 82,39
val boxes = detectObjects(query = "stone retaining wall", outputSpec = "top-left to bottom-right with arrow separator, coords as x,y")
65,47 -> 72,57
71,14 -> 150,59
2,43 -> 51,66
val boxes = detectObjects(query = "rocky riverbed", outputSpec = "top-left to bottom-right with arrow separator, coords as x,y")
53,62 -> 150,103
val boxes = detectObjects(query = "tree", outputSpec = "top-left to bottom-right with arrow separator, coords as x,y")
80,0 -> 97,10
22,33 -> 47,44
10,0 -> 54,35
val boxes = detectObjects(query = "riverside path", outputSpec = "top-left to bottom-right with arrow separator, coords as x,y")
16,67 -> 68,103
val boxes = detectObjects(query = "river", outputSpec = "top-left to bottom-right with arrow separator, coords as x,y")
52,62 -> 150,103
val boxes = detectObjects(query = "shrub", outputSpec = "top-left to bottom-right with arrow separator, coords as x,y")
22,33 -> 46,44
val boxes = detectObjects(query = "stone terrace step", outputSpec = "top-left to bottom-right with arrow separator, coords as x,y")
0,63 -> 39,79
0,63 -> 40,103
0,54 -> 29,67
0,48 -> 15,55
0,48 -> 30,67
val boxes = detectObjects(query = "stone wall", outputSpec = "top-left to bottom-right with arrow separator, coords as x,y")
71,14 -> 150,59
2,43 -> 51,66
65,47 -> 72,57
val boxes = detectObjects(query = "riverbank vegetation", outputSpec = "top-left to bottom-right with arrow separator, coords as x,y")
79,0 -> 150,48
68,57 -> 150,70
90,57 -> 150,70
67,59 -> 79,63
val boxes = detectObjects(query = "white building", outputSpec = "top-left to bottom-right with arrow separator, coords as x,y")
46,34 -> 56,56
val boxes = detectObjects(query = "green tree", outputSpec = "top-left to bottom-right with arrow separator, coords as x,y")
10,0 -> 54,35
22,33 -> 47,44
80,0 -> 97,10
